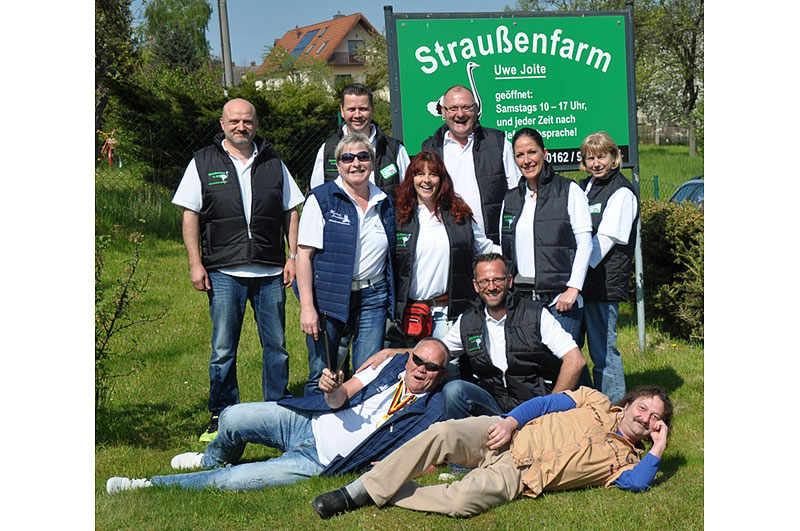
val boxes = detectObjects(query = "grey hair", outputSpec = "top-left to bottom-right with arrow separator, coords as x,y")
335,132 -> 375,161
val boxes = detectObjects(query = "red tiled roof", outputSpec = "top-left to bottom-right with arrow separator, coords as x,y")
257,13 -> 379,75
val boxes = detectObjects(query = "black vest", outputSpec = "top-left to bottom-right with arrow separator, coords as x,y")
194,133 -> 285,270
422,123 -> 508,244
579,168 -> 640,302
394,207 -> 477,319
322,122 -> 404,199
457,294 -> 563,412
500,164 -> 577,296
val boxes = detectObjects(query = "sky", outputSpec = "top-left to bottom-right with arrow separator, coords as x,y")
131,0 -> 518,66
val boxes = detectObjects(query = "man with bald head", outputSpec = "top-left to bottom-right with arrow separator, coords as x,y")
422,85 -> 520,244
172,98 -> 305,442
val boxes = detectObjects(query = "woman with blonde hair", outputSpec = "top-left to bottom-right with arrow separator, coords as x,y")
578,131 -> 639,402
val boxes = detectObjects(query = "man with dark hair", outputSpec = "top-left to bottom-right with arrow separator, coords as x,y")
361,253 -> 585,420
172,98 -> 304,442
106,339 -> 451,494
312,385 -> 672,519
422,85 -> 520,243
310,82 -> 410,198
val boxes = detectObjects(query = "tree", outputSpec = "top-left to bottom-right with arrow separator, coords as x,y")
138,0 -> 212,70
354,33 -> 389,95
507,0 -> 703,155
259,44 -> 334,87
95,0 -> 139,157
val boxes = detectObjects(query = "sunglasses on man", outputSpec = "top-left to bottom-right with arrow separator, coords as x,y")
339,151 -> 371,163
410,352 -> 446,372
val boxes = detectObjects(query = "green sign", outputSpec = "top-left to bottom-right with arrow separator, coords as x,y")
386,10 -> 637,169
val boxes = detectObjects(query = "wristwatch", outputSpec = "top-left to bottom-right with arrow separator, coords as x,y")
288,253 -> 297,260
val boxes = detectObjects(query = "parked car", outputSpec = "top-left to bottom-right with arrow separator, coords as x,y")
669,175 -> 704,208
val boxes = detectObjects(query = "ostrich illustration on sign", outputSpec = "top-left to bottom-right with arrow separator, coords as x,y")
426,61 -> 483,120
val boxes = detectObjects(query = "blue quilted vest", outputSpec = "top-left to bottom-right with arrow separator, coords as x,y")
278,353 -> 445,476
308,180 -> 397,323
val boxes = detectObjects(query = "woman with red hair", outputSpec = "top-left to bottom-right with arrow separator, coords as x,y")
393,151 -> 499,344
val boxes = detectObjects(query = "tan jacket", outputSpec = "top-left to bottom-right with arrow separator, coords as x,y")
510,386 -> 645,498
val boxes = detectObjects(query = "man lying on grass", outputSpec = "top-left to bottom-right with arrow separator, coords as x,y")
312,385 -> 672,518
106,338 -> 449,493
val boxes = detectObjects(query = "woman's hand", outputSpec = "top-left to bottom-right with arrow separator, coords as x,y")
300,304 -> 320,340
555,287 -> 579,312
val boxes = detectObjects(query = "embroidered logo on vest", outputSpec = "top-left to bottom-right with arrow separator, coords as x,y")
327,210 -> 351,226
396,232 -> 411,248
502,213 -> 515,230
380,163 -> 398,180
466,334 -> 483,352
208,171 -> 229,186
325,158 -> 338,173
589,203 -> 602,214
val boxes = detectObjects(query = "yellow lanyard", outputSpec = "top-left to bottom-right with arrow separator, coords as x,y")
376,378 -> 417,428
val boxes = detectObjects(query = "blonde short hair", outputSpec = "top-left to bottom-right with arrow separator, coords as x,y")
579,131 -> 622,173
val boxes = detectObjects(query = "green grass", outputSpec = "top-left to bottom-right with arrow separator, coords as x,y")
96,144 -> 703,528
95,235 -> 703,529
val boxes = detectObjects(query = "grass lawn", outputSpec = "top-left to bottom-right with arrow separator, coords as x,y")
95,235 -> 703,529
96,144 -> 703,528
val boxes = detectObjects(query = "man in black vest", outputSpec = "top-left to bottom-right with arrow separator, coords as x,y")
172,98 -> 304,442
309,83 -> 409,198
359,253 -> 585,420
421,86 -> 520,244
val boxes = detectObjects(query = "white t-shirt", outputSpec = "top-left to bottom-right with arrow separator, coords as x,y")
172,140 -> 305,277
443,306 -> 577,378
441,130 -> 520,232
297,177 -> 389,281
312,358 -> 427,466
499,181 -> 593,305
309,123 -> 411,189
583,180 -> 638,267
408,205 -> 500,304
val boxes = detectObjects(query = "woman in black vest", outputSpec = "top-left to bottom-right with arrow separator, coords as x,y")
578,131 -> 639,403
499,128 -> 593,348
392,151 -> 499,345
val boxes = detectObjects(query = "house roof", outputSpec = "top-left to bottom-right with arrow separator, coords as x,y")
257,12 -> 379,75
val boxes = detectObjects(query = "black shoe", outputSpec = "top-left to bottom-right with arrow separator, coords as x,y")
312,487 -> 362,519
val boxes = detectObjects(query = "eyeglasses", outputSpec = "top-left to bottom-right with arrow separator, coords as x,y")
476,277 -> 508,288
339,151 -> 371,163
444,104 -> 476,114
411,353 -> 446,372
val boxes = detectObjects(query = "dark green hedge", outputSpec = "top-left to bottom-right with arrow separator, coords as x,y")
635,199 -> 704,342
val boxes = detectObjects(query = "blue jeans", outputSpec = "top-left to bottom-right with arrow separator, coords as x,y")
207,271 -> 290,413
442,380 -> 504,420
304,279 -> 388,396
151,402 -> 324,491
583,300 -> 626,402
547,303 -> 591,388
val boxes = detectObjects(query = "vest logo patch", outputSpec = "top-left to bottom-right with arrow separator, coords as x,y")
380,163 -> 398,180
396,232 -> 411,248
325,158 -> 338,172
589,203 -> 602,214
502,213 -> 515,230
466,334 -> 483,352
327,210 -> 351,226
208,171 -> 229,186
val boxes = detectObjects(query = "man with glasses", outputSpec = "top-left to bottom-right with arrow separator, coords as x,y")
106,338 -> 450,494
310,83 -> 410,198
360,253 -> 585,421
422,86 -> 521,244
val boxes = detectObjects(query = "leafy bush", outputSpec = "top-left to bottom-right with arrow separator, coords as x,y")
636,199 -> 703,341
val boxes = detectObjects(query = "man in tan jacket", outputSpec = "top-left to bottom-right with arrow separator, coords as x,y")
312,385 -> 672,519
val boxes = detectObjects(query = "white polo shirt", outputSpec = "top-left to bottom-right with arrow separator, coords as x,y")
172,139 -> 305,278
312,358 -> 428,466
298,177 -> 389,281
443,306 -> 577,375
409,205 -> 500,303
441,130 -> 520,232
309,123 -> 411,189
